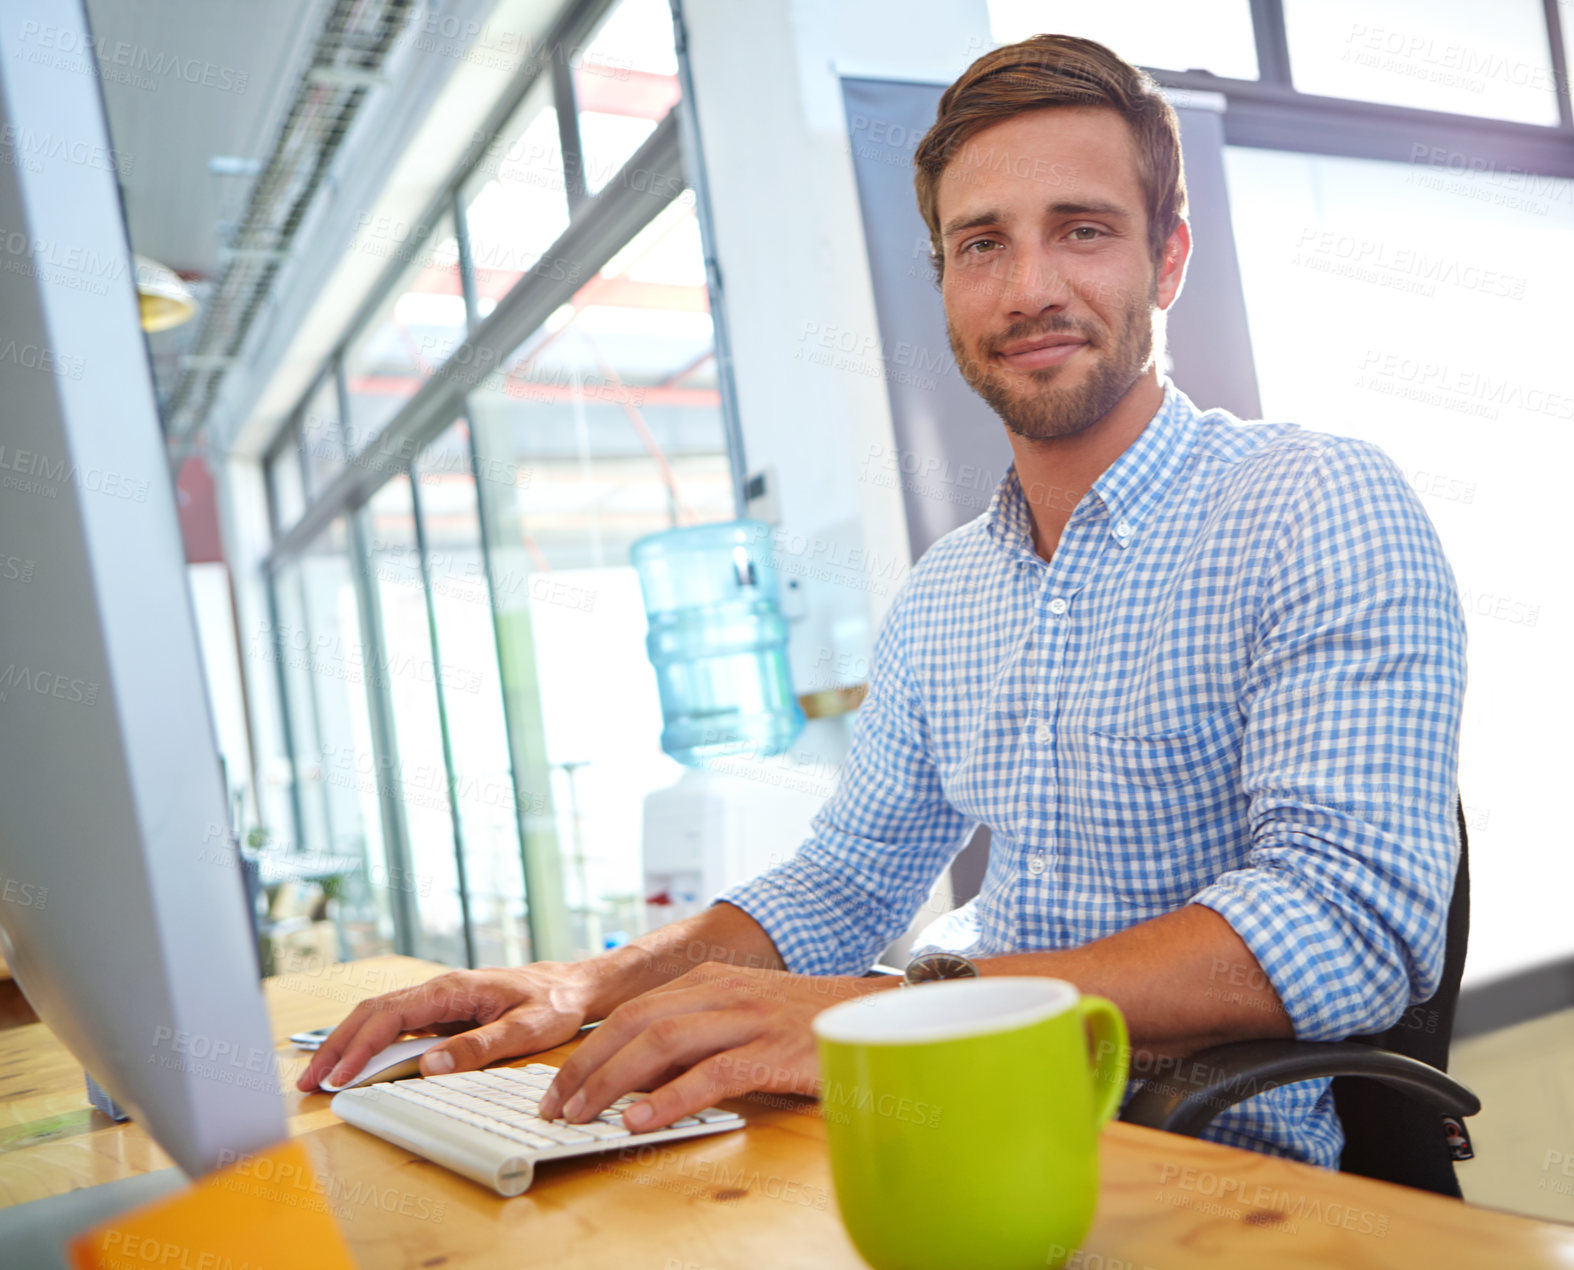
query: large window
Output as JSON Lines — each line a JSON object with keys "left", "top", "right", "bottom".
{"left": 417, "top": 422, "right": 532, "bottom": 966}
{"left": 574, "top": 0, "right": 681, "bottom": 195}
{"left": 466, "top": 187, "right": 733, "bottom": 959}
{"left": 462, "top": 78, "right": 572, "bottom": 318}
{"left": 267, "top": 431, "right": 306, "bottom": 536}
{"left": 468, "top": 194, "right": 732, "bottom": 566}
{"left": 986, "top": 0, "right": 1574, "bottom": 130}
{"left": 300, "top": 373, "right": 348, "bottom": 501}
{"left": 259, "top": 0, "right": 739, "bottom": 966}
{"left": 1225, "top": 143, "right": 1572, "bottom": 985}
{"left": 364, "top": 476, "right": 469, "bottom": 964}
{"left": 1281, "top": 0, "right": 1562, "bottom": 124}
{"left": 987, "top": 0, "right": 1260, "bottom": 80}
{"left": 265, "top": 520, "right": 397, "bottom": 961}
{"left": 343, "top": 212, "right": 465, "bottom": 454}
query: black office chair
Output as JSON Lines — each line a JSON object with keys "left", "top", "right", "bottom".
{"left": 1121, "top": 796, "right": 1478, "bottom": 1197}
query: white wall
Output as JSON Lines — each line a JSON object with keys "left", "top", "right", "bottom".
{"left": 681, "top": 0, "right": 993, "bottom": 691}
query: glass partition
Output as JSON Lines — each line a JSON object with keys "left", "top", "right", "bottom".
{"left": 273, "top": 519, "right": 399, "bottom": 960}
{"left": 343, "top": 213, "right": 466, "bottom": 453}
{"left": 267, "top": 432, "right": 306, "bottom": 535}
{"left": 300, "top": 372, "right": 348, "bottom": 500}
{"left": 465, "top": 189, "right": 733, "bottom": 959}
{"left": 462, "top": 78, "right": 573, "bottom": 321}
{"left": 256, "top": 0, "right": 740, "bottom": 967}
{"left": 416, "top": 421, "right": 533, "bottom": 966}
{"left": 575, "top": 0, "right": 681, "bottom": 195}
{"left": 364, "top": 476, "right": 469, "bottom": 965}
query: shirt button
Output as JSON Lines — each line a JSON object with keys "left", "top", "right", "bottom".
{"left": 1034, "top": 723, "right": 1052, "bottom": 743}
{"left": 1048, "top": 597, "right": 1068, "bottom": 616}
{"left": 1027, "top": 853, "right": 1046, "bottom": 875}
{"left": 1115, "top": 520, "right": 1132, "bottom": 539}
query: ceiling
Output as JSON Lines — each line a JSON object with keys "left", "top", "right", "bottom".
{"left": 84, "top": 0, "right": 324, "bottom": 280}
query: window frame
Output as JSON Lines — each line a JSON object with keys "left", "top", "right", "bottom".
{"left": 1140, "top": 0, "right": 1574, "bottom": 171}
{"left": 257, "top": 0, "right": 741, "bottom": 964}
{"left": 265, "top": 4, "right": 741, "bottom": 567}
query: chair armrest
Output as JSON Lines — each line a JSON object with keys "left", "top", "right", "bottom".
{"left": 1118, "top": 1039, "right": 1481, "bottom": 1137}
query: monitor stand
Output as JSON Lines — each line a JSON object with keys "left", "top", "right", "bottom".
{"left": 0, "top": 1170, "right": 186, "bottom": 1269}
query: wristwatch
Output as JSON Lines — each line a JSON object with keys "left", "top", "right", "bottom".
{"left": 902, "top": 951, "right": 980, "bottom": 986}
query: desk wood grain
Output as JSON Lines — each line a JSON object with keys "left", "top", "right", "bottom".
{"left": 2, "top": 956, "right": 1571, "bottom": 1268}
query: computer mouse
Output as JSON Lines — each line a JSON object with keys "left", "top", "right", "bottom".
{"left": 318, "top": 1036, "right": 444, "bottom": 1092}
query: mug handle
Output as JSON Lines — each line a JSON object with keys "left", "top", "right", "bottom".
{"left": 1076, "top": 995, "right": 1130, "bottom": 1125}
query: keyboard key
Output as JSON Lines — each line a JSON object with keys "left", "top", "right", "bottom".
{"left": 530, "top": 1120, "right": 596, "bottom": 1144}
{"left": 575, "top": 1120, "right": 631, "bottom": 1140}
{"left": 491, "top": 1125, "right": 558, "bottom": 1150}
{"left": 418, "top": 1087, "right": 475, "bottom": 1108}
{"left": 384, "top": 1086, "right": 450, "bottom": 1112}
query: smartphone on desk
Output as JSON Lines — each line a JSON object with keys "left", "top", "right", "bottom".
{"left": 291, "top": 1019, "right": 602, "bottom": 1053}
{"left": 289, "top": 1026, "right": 332, "bottom": 1051}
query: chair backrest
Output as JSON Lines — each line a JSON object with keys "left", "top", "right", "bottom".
{"left": 1332, "top": 795, "right": 1471, "bottom": 1196}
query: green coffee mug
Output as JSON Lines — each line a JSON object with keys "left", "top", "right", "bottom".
{"left": 813, "top": 976, "right": 1129, "bottom": 1270}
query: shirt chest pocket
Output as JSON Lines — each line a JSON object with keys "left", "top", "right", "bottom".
{"left": 1075, "top": 706, "right": 1245, "bottom": 906}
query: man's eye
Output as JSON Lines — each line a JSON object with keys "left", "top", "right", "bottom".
{"left": 1069, "top": 226, "right": 1104, "bottom": 242}
{"left": 962, "top": 238, "right": 1000, "bottom": 256}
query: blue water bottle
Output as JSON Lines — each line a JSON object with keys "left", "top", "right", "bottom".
{"left": 630, "top": 519, "right": 805, "bottom": 766}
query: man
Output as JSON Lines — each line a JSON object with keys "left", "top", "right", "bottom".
{"left": 300, "top": 34, "right": 1467, "bottom": 1169}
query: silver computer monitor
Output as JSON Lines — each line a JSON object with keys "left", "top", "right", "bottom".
{"left": 0, "top": 0, "right": 286, "bottom": 1182}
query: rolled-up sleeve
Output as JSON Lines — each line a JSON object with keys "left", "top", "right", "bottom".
{"left": 715, "top": 583, "right": 971, "bottom": 976}
{"left": 1190, "top": 439, "right": 1468, "bottom": 1042}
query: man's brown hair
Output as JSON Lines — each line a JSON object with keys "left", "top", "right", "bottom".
{"left": 913, "top": 34, "right": 1187, "bottom": 276}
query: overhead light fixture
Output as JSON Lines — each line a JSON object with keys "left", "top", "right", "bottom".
{"left": 134, "top": 254, "right": 199, "bottom": 332}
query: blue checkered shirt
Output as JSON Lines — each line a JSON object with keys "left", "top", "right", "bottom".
{"left": 717, "top": 378, "right": 1468, "bottom": 1168}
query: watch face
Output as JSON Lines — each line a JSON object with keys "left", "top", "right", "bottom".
{"left": 904, "top": 952, "right": 980, "bottom": 985}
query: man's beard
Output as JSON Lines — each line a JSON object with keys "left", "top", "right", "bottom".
{"left": 947, "top": 274, "right": 1159, "bottom": 442}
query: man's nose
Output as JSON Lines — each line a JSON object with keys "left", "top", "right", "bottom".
{"left": 999, "top": 245, "right": 1073, "bottom": 317}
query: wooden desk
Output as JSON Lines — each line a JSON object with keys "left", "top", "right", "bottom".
{"left": 2, "top": 956, "right": 1572, "bottom": 1268}
{"left": 0, "top": 947, "right": 39, "bottom": 1029}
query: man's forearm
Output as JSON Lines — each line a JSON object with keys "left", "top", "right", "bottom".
{"left": 974, "top": 903, "right": 1294, "bottom": 1059}
{"left": 574, "top": 896, "right": 1290, "bottom": 1062}
{"left": 574, "top": 900, "right": 787, "bottom": 1019}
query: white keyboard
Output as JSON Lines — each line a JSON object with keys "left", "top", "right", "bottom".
{"left": 330, "top": 1062, "right": 745, "bottom": 1196}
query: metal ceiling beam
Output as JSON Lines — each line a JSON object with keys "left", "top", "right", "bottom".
{"left": 163, "top": 0, "right": 418, "bottom": 447}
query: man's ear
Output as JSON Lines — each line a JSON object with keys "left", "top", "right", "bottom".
{"left": 1155, "top": 218, "right": 1192, "bottom": 311}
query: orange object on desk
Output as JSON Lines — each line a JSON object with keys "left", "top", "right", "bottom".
{"left": 68, "top": 1138, "right": 356, "bottom": 1270}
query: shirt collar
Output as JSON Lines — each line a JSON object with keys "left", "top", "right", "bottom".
{"left": 985, "top": 377, "right": 1200, "bottom": 556}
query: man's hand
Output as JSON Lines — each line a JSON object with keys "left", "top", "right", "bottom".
{"left": 536, "top": 962, "right": 897, "bottom": 1131}
{"left": 296, "top": 963, "right": 595, "bottom": 1091}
